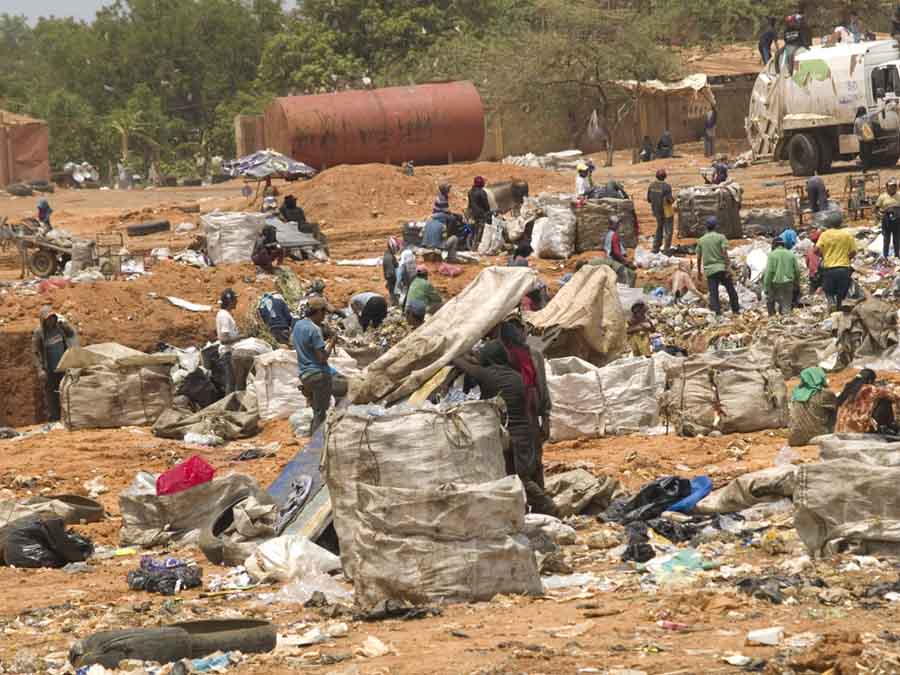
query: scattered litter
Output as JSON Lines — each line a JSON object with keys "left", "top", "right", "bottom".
{"left": 747, "top": 626, "right": 784, "bottom": 646}
{"left": 126, "top": 556, "right": 202, "bottom": 595}
{"left": 356, "top": 635, "right": 392, "bottom": 658}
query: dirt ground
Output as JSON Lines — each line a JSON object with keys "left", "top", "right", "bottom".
{"left": 1, "top": 123, "right": 898, "bottom": 673}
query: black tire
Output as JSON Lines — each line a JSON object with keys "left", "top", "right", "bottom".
{"left": 127, "top": 219, "right": 171, "bottom": 237}
{"left": 29, "top": 249, "right": 57, "bottom": 277}
{"left": 199, "top": 491, "right": 275, "bottom": 566}
{"left": 181, "top": 177, "right": 203, "bottom": 187}
{"left": 788, "top": 133, "right": 819, "bottom": 176}
{"left": 816, "top": 134, "right": 834, "bottom": 173}
{"left": 171, "top": 619, "right": 277, "bottom": 658}
{"left": 69, "top": 628, "right": 192, "bottom": 668}
{"left": 6, "top": 183, "right": 33, "bottom": 197}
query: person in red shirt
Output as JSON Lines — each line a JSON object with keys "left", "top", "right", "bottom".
{"left": 806, "top": 229, "right": 823, "bottom": 293}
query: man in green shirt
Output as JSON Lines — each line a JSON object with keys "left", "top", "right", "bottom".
{"left": 404, "top": 268, "right": 443, "bottom": 314}
{"left": 764, "top": 237, "right": 801, "bottom": 316}
{"left": 696, "top": 217, "right": 740, "bottom": 316}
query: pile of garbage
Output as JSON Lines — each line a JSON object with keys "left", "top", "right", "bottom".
{"left": 502, "top": 149, "right": 585, "bottom": 171}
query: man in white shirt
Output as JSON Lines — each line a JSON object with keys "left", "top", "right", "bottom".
{"left": 216, "top": 288, "right": 241, "bottom": 394}
{"left": 575, "top": 162, "right": 593, "bottom": 197}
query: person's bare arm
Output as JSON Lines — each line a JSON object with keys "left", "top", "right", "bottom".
{"left": 696, "top": 251, "right": 703, "bottom": 281}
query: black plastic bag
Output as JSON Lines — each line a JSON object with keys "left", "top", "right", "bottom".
{"left": 127, "top": 558, "right": 202, "bottom": 596}
{"left": 3, "top": 517, "right": 93, "bottom": 568}
{"left": 605, "top": 477, "right": 692, "bottom": 524}
{"left": 621, "top": 522, "right": 654, "bottom": 563}
{"left": 647, "top": 518, "right": 698, "bottom": 544}
{"left": 177, "top": 369, "right": 221, "bottom": 409}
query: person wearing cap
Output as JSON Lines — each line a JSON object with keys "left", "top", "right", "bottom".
{"left": 349, "top": 292, "right": 389, "bottom": 332}
{"left": 434, "top": 182, "right": 452, "bottom": 212}
{"left": 292, "top": 296, "right": 347, "bottom": 436}
{"left": 404, "top": 267, "right": 443, "bottom": 315}
{"left": 647, "top": 169, "right": 674, "bottom": 254}
{"left": 216, "top": 289, "right": 242, "bottom": 394}
{"left": 36, "top": 199, "right": 53, "bottom": 229}
{"left": 876, "top": 178, "right": 900, "bottom": 258}
{"left": 780, "top": 225, "right": 798, "bottom": 250}
{"left": 764, "top": 237, "right": 801, "bottom": 316}
{"left": 696, "top": 217, "right": 740, "bottom": 316}
{"left": 467, "top": 176, "right": 491, "bottom": 227}
{"left": 627, "top": 301, "right": 653, "bottom": 357}
{"left": 32, "top": 307, "right": 78, "bottom": 422}
{"left": 395, "top": 248, "right": 417, "bottom": 303}
{"left": 656, "top": 129, "right": 674, "bottom": 159}
{"left": 816, "top": 216, "right": 857, "bottom": 310}
{"left": 382, "top": 238, "right": 399, "bottom": 305}
{"left": 575, "top": 162, "right": 593, "bottom": 198}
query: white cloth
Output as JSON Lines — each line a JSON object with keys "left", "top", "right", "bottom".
{"left": 575, "top": 174, "right": 592, "bottom": 197}
{"left": 216, "top": 309, "right": 239, "bottom": 355}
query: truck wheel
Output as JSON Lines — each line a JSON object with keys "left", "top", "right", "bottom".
{"left": 788, "top": 134, "right": 819, "bottom": 176}
{"left": 29, "top": 250, "right": 58, "bottom": 277}
{"left": 816, "top": 135, "right": 834, "bottom": 173}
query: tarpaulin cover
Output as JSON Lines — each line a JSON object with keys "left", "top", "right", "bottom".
{"left": 527, "top": 265, "right": 626, "bottom": 366}
{"left": 223, "top": 149, "right": 316, "bottom": 180}
{"left": 614, "top": 73, "right": 712, "bottom": 98}
{"left": 350, "top": 266, "right": 538, "bottom": 404}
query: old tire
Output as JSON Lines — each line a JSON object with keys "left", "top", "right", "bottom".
{"left": 69, "top": 628, "right": 192, "bottom": 668}
{"left": 29, "top": 180, "right": 55, "bottom": 194}
{"left": 788, "top": 133, "right": 819, "bottom": 176}
{"left": 29, "top": 249, "right": 58, "bottom": 277}
{"left": 181, "top": 177, "right": 203, "bottom": 187}
{"left": 171, "top": 619, "right": 277, "bottom": 658}
{"left": 127, "top": 220, "right": 171, "bottom": 237}
{"left": 6, "top": 183, "right": 33, "bottom": 197}
{"left": 199, "top": 491, "right": 274, "bottom": 566}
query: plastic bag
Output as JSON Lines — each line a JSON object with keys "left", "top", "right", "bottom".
{"left": 604, "top": 476, "right": 692, "bottom": 523}
{"left": 3, "top": 517, "right": 94, "bottom": 568}
{"left": 156, "top": 455, "right": 215, "bottom": 496}
{"left": 244, "top": 535, "right": 341, "bottom": 583}
{"left": 126, "top": 556, "right": 202, "bottom": 595}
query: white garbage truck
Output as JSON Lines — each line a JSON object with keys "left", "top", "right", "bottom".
{"left": 747, "top": 40, "right": 900, "bottom": 175}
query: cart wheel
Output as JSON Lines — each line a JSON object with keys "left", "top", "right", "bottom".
{"left": 29, "top": 250, "right": 57, "bottom": 277}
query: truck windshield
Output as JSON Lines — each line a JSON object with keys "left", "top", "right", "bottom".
{"left": 872, "top": 65, "right": 900, "bottom": 98}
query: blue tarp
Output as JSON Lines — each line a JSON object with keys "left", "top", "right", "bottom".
{"left": 224, "top": 150, "right": 316, "bottom": 180}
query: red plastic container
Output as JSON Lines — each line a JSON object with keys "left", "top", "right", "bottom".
{"left": 156, "top": 455, "right": 215, "bottom": 496}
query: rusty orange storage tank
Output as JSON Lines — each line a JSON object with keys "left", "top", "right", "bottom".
{"left": 264, "top": 81, "right": 485, "bottom": 169}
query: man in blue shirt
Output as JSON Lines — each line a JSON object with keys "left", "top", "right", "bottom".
{"left": 292, "top": 296, "right": 347, "bottom": 436}
{"left": 423, "top": 211, "right": 459, "bottom": 262}
{"left": 257, "top": 292, "right": 293, "bottom": 344}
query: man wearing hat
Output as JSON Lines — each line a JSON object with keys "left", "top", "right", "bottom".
{"left": 292, "top": 296, "right": 347, "bottom": 436}
{"left": 647, "top": 169, "right": 674, "bottom": 254}
{"left": 764, "top": 237, "right": 801, "bottom": 316}
{"left": 696, "top": 217, "right": 740, "bottom": 316}
{"left": 404, "top": 267, "right": 443, "bottom": 315}
{"left": 876, "top": 178, "right": 900, "bottom": 259}
{"left": 575, "top": 162, "right": 593, "bottom": 198}
{"left": 32, "top": 307, "right": 79, "bottom": 422}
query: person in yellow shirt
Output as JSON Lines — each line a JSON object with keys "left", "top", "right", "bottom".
{"left": 875, "top": 178, "right": 900, "bottom": 258}
{"left": 815, "top": 218, "right": 857, "bottom": 310}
